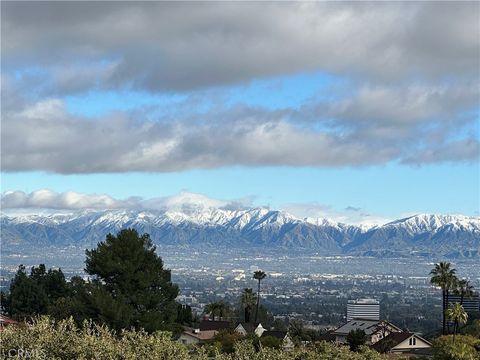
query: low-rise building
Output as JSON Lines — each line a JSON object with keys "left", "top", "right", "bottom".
{"left": 371, "top": 332, "right": 432, "bottom": 355}
{"left": 333, "top": 319, "right": 402, "bottom": 345}
{"left": 178, "top": 327, "right": 217, "bottom": 345}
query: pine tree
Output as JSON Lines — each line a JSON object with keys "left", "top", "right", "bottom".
{"left": 85, "top": 228, "right": 179, "bottom": 332}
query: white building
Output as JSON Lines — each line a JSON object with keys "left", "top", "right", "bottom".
{"left": 347, "top": 298, "right": 380, "bottom": 321}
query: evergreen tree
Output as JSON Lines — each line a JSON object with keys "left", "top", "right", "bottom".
{"left": 346, "top": 329, "right": 367, "bottom": 352}
{"left": 85, "top": 228, "right": 179, "bottom": 332}
{"left": 3, "top": 265, "right": 48, "bottom": 317}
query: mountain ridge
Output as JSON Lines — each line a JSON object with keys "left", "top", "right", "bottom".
{"left": 1, "top": 209, "right": 479, "bottom": 257}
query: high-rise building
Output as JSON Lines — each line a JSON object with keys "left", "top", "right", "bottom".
{"left": 448, "top": 295, "right": 480, "bottom": 313}
{"left": 347, "top": 298, "right": 380, "bottom": 321}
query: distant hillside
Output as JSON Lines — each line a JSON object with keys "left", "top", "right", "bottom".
{"left": 1, "top": 210, "right": 479, "bottom": 257}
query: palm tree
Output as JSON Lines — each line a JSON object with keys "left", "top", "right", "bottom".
{"left": 446, "top": 303, "right": 468, "bottom": 344}
{"left": 204, "top": 302, "right": 220, "bottom": 321}
{"left": 455, "top": 279, "right": 475, "bottom": 305}
{"left": 240, "top": 288, "right": 257, "bottom": 323}
{"left": 216, "top": 301, "right": 232, "bottom": 320}
{"left": 430, "top": 262, "right": 457, "bottom": 334}
{"left": 253, "top": 270, "right": 267, "bottom": 324}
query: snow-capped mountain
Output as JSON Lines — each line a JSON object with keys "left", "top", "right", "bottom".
{"left": 1, "top": 210, "right": 479, "bottom": 257}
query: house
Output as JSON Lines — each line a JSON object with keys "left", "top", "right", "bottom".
{"left": 234, "top": 322, "right": 266, "bottom": 337}
{"left": 199, "top": 320, "right": 231, "bottom": 331}
{"left": 333, "top": 319, "right": 402, "bottom": 345}
{"left": 371, "top": 332, "right": 432, "bottom": 355}
{"left": 261, "top": 330, "right": 295, "bottom": 350}
{"left": 316, "top": 331, "right": 336, "bottom": 343}
{"left": 0, "top": 314, "right": 18, "bottom": 331}
{"left": 178, "top": 327, "right": 218, "bottom": 345}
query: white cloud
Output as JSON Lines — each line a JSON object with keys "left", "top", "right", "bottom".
{"left": 1, "top": 189, "right": 391, "bottom": 225}
{"left": 0, "top": 189, "right": 253, "bottom": 213}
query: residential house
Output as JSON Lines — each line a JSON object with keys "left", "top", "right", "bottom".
{"left": 333, "top": 319, "right": 402, "bottom": 345}
{"left": 178, "top": 327, "right": 217, "bottom": 345}
{"left": 261, "top": 330, "right": 295, "bottom": 350}
{"left": 234, "top": 322, "right": 266, "bottom": 337}
{"left": 371, "top": 332, "right": 432, "bottom": 356}
{"left": 199, "top": 320, "right": 231, "bottom": 331}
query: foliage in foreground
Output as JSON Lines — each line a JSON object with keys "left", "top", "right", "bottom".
{"left": 432, "top": 335, "right": 480, "bottom": 360}
{"left": 0, "top": 317, "right": 395, "bottom": 360}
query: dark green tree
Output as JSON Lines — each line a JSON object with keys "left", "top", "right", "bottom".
{"left": 6, "top": 265, "right": 48, "bottom": 317}
{"left": 1, "top": 264, "right": 69, "bottom": 318}
{"left": 85, "top": 228, "right": 179, "bottom": 332}
{"left": 346, "top": 329, "right": 367, "bottom": 352}
{"left": 177, "top": 303, "right": 193, "bottom": 325}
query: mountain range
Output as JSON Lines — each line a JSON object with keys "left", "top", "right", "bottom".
{"left": 1, "top": 209, "right": 479, "bottom": 257}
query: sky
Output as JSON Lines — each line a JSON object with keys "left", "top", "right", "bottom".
{"left": 1, "top": 1, "right": 479, "bottom": 225}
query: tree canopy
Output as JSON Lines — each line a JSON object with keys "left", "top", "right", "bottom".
{"left": 85, "top": 228, "right": 179, "bottom": 332}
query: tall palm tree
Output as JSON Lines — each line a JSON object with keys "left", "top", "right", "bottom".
{"left": 253, "top": 270, "right": 267, "bottom": 324}
{"left": 240, "top": 288, "right": 257, "bottom": 323}
{"left": 455, "top": 279, "right": 475, "bottom": 305}
{"left": 430, "top": 262, "right": 457, "bottom": 335}
{"left": 446, "top": 303, "right": 468, "bottom": 344}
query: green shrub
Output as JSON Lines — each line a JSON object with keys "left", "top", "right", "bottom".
{"left": 0, "top": 316, "right": 397, "bottom": 360}
{"left": 432, "top": 335, "right": 480, "bottom": 360}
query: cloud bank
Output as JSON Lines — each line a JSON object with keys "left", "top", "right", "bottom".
{"left": 0, "top": 190, "right": 253, "bottom": 213}
{"left": 2, "top": 2, "right": 478, "bottom": 92}
{"left": 1, "top": 189, "right": 382, "bottom": 225}
{"left": 1, "top": 1, "right": 479, "bottom": 173}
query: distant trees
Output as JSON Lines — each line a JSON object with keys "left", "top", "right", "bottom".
{"left": 446, "top": 304, "right": 468, "bottom": 344}
{"left": 204, "top": 301, "right": 232, "bottom": 321}
{"left": 253, "top": 270, "right": 267, "bottom": 324}
{"left": 346, "top": 329, "right": 367, "bottom": 352}
{"left": 430, "top": 262, "right": 457, "bottom": 335}
{"left": 215, "top": 302, "right": 232, "bottom": 320}
{"left": 1, "top": 264, "right": 68, "bottom": 317}
{"left": 240, "top": 288, "right": 256, "bottom": 323}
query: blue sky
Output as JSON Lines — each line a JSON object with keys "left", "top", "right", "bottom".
{"left": 1, "top": 2, "right": 479, "bottom": 224}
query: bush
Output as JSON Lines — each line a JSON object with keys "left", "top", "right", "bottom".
{"left": 0, "top": 316, "right": 397, "bottom": 360}
{"left": 0, "top": 316, "right": 190, "bottom": 360}
{"left": 432, "top": 335, "right": 480, "bottom": 360}
{"left": 260, "top": 335, "right": 282, "bottom": 349}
